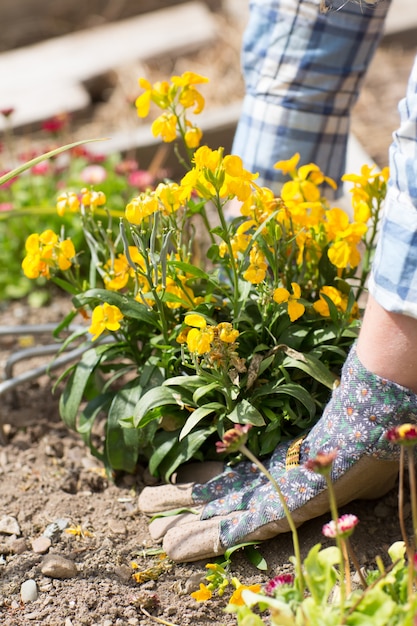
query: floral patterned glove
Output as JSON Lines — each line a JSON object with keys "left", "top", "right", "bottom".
{"left": 138, "top": 345, "right": 417, "bottom": 561}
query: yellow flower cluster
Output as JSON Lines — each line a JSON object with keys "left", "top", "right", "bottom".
{"left": 125, "top": 182, "right": 185, "bottom": 226}
{"left": 22, "top": 229, "right": 75, "bottom": 279}
{"left": 181, "top": 147, "right": 257, "bottom": 202}
{"left": 178, "top": 313, "right": 240, "bottom": 359}
{"left": 136, "top": 71, "right": 208, "bottom": 148}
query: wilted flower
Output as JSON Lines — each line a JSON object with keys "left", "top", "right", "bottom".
{"left": 304, "top": 449, "right": 338, "bottom": 475}
{"left": 216, "top": 424, "right": 252, "bottom": 454}
{"left": 322, "top": 513, "right": 359, "bottom": 539}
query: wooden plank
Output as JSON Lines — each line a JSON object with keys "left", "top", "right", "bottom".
{"left": 0, "top": 2, "right": 217, "bottom": 130}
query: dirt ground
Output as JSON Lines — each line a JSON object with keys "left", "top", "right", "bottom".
{"left": 1, "top": 2, "right": 417, "bottom": 625}
{"left": 0, "top": 299, "right": 414, "bottom": 626}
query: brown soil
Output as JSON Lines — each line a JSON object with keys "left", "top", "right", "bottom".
{"left": 1, "top": 3, "right": 417, "bottom": 625}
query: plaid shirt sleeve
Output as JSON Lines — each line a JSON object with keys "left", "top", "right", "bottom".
{"left": 232, "top": 0, "right": 391, "bottom": 196}
{"left": 369, "top": 55, "right": 417, "bottom": 318}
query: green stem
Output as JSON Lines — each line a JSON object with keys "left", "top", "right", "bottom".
{"left": 239, "top": 444, "right": 305, "bottom": 597}
{"left": 214, "top": 195, "right": 241, "bottom": 320}
{"left": 398, "top": 447, "right": 414, "bottom": 597}
{"left": 345, "top": 538, "right": 367, "bottom": 589}
{"left": 407, "top": 447, "right": 417, "bottom": 550}
{"left": 324, "top": 474, "right": 346, "bottom": 609}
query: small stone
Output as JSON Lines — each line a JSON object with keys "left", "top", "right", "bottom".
{"left": 373, "top": 502, "right": 392, "bottom": 518}
{"left": 0, "top": 515, "right": 21, "bottom": 536}
{"left": 114, "top": 564, "right": 132, "bottom": 582}
{"left": 31, "top": 536, "right": 51, "bottom": 554}
{"left": 9, "top": 537, "right": 27, "bottom": 555}
{"left": 43, "top": 519, "right": 70, "bottom": 541}
{"left": 40, "top": 555, "right": 78, "bottom": 579}
{"left": 108, "top": 519, "right": 127, "bottom": 535}
{"left": 20, "top": 579, "right": 38, "bottom": 603}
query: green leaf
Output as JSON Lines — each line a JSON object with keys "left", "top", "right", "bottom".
{"left": 163, "top": 375, "right": 206, "bottom": 387}
{"left": 77, "top": 392, "right": 114, "bottom": 462}
{"left": 179, "top": 403, "right": 224, "bottom": 441}
{"left": 73, "top": 289, "right": 159, "bottom": 329}
{"left": 168, "top": 260, "right": 210, "bottom": 279}
{"left": 303, "top": 544, "right": 339, "bottom": 604}
{"left": 149, "top": 507, "right": 200, "bottom": 523}
{"left": 105, "top": 380, "right": 146, "bottom": 472}
{"left": 244, "top": 545, "right": 268, "bottom": 571}
{"left": 282, "top": 349, "right": 338, "bottom": 390}
{"left": 228, "top": 399, "right": 265, "bottom": 426}
{"left": 133, "top": 386, "right": 179, "bottom": 427}
{"left": 252, "top": 383, "right": 316, "bottom": 418}
{"left": 59, "top": 347, "right": 105, "bottom": 430}
{"left": 151, "top": 425, "right": 216, "bottom": 481}
{"left": 192, "top": 382, "right": 221, "bottom": 404}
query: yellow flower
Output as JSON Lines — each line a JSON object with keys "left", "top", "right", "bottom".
{"left": 179, "top": 86, "right": 205, "bottom": 114}
{"left": 135, "top": 78, "right": 170, "bottom": 118}
{"left": 56, "top": 191, "right": 80, "bottom": 217}
{"left": 125, "top": 193, "right": 159, "bottom": 225}
{"left": 273, "top": 282, "right": 305, "bottom": 322}
{"left": 22, "top": 230, "right": 75, "bottom": 279}
{"left": 243, "top": 246, "right": 268, "bottom": 284}
{"left": 135, "top": 78, "right": 153, "bottom": 117}
{"left": 171, "top": 71, "right": 209, "bottom": 88}
{"left": 229, "top": 583, "right": 262, "bottom": 606}
{"left": 89, "top": 303, "right": 124, "bottom": 341}
{"left": 151, "top": 113, "right": 177, "bottom": 143}
{"left": 155, "top": 182, "right": 184, "bottom": 213}
{"left": 104, "top": 254, "right": 130, "bottom": 291}
{"left": 341, "top": 164, "right": 377, "bottom": 186}
{"left": 184, "top": 125, "right": 203, "bottom": 149}
{"left": 325, "top": 207, "right": 367, "bottom": 269}
{"left": 222, "top": 154, "right": 258, "bottom": 202}
{"left": 184, "top": 314, "right": 214, "bottom": 355}
{"left": 217, "top": 322, "right": 239, "bottom": 344}
{"left": 274, "top": 153, "right": 300, "bottom": 175}
{"left": 313, "top": 285, "right": 347, "bottom": 317}
{"left": 81, "top": 188, "right": 106, "bottom": 208}
{"left": 191, "top": 583, "right": 212, "bottom": 602}
{"left": 240, "top": 186, "right": 280, "bottom": 224}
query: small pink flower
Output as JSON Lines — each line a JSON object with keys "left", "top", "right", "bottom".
{"left": 41, "top": 113, "right": 69, "bottom": 134}
{"left": 322, "top": 514, "right": 359, "bottom": 539}
{"left": 115, "top": 159, "right": 139, "bottom": 176}
{"left": 128, "top": 169, "right": 155, "bottom": 190}
{"left": 0, "top": 107, "right": 15, "bottom": 118}
{"left": 216, "top": 424, "right": 252, "bottom": 454}
{"left": 0, "top": 202, "right": 13, "bottom": 211}
{"left": 31, "top": 161, "right": 50, "bottom": 176}
{"left": 264, "top": 574, "right": 294, "bottom": 596}
{"left": 80, "top": 165, "right": 107, "bottom": 185}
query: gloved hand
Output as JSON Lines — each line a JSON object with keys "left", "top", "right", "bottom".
{"left": 138, "top": 345, "right": 417, "bottom": 562}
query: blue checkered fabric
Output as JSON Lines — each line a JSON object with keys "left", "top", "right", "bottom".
{"left": 232, "top": 0, "right": 391, "bottom": 196}
{"left": 369, "top": 55, "right": 417, "bottom": 318}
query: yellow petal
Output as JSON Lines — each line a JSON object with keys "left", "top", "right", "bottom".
{"left": 288, "top": 299, "right": 305, "bottom": 322}
{"left": 273, "top": 287, "right": 290, "bottom": 304}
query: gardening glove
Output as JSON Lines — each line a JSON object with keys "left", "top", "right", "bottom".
{"left": 138, "top": 344, "right": 417, "bottom": 562}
